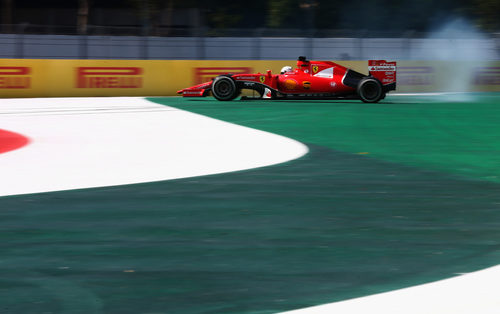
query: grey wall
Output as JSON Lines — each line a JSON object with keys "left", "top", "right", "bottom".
{"left": 1, "top": 34, "right": 498, "bottom": 60}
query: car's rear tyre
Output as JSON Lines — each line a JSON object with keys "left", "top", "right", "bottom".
{"left": 212, "top": 76, "right": 239, "bottom": 101}
{"left": 357, "top": 77, "right": 383, "bottom": 103}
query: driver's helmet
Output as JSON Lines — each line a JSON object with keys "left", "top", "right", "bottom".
{"left": 280, "top": 66, "right": 293, "bottom": 74}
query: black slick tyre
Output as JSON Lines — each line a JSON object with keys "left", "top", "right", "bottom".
{"left": 357, "top": 77, "right": 383, "bottom": 103}
{"left": 211, "top": 76, "right": 239, "bottom": 101}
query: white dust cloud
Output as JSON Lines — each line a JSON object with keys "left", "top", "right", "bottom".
{"left": 413, "top": 18, "right": 493, "bottom": 101}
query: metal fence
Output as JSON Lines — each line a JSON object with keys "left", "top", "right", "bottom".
{"left": 1, "top": 25, "right": 499, "bottom": 60}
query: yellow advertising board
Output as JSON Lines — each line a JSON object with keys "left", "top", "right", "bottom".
{"left": 0, "top": 59, "right": 293, "bottom": 98}
{"left": 0, "top": 59, "right": 499, "bottom": 98}
{"left": 337, "top": 60, "right": 500, "bottom": 93}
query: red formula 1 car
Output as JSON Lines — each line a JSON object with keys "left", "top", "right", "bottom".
{"left": 177, "top": 56, "right": 396, "bottom": 103}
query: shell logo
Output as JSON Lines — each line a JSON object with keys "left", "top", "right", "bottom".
{"left": 303, "top": 81, "right": 311, "bottom": 89}
{"left": 284, "top": 79, "right": 297, "bottom": 90}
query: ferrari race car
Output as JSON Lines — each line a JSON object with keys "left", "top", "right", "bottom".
{"left": 177, "top": 56, "right": 396, "bottom": 103}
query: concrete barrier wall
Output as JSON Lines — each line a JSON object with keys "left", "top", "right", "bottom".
{"left": 1, "top": 34, "right": 498, "bottom": 61}
{"left": 0, "top": 58, "right": 499, "bottom": 98}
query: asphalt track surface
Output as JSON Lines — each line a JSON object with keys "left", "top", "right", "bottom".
{"left": 1, "top": 94, "right": 500, "bottom": 313}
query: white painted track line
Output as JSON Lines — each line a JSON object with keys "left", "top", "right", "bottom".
{"left": 0, "top": 97, "right": 308, "bottom": 196}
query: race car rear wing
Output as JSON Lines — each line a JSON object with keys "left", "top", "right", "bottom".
{"left": 368, "top": 60, "right": 397, "bottom": 91}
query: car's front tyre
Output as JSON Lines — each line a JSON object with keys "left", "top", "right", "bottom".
{"left": 212, "top": 76, "right": 239, "bottom": 101}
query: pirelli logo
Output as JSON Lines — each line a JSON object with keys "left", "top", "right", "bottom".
{"left": 473, "top": 67, "right": 500, "bottom": 85}
{"left": 194, "top": 67, "right": 253, "bottom": 84}
{"left": 398, "top": 66, "right": 434, "bottom": 86}
{"left": 76, "top": 67, "right": 143, "bottom": 88}
{"left": 0, "top": 67, "right": 31, "bottom": 89}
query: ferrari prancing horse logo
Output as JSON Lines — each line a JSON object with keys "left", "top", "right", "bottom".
{"left": 312, "top": 65, "right": 319, "bottom": 74}
{"left": 260, "top": 76, "right": 265, "bottom": 83}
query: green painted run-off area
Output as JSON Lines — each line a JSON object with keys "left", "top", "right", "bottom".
{"left": 154, "top": 93, "right": 500, "bottom": 183}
